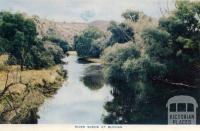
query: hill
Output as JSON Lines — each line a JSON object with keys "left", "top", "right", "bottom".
{"left": 31, "top": 15, "right": 110, "bottom": 44}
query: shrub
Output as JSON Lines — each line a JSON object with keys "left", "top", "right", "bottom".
{"left": 44, "top": 42, "right": 65, "bottom": 64}
{"left": 107, "top": 21, "right": 134, "bottom": 44}
{"left": 122, "top": 10, "right": 140, "bottom": 22}
{"left": 102, "top": 43, "right": 140, "bottom": 82}
{"left": 43, "top": 36, "right": 70, "bottom": 53}
{"left": 74, "top": 27, "right": 104, "bottom": 58}
{"left": 0, "top": 12, "right": 59, "bottom": 70}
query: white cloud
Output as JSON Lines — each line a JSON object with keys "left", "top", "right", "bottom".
{"left": 0, "top": 0, "right": 175, "bottom": 22}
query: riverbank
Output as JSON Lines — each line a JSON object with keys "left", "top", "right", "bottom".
{"left": 67, "top": 51, "right": 102, "bottom": 64}
{"left": 0, "top": 55, "right": 67, "bottom": 123}
{"left": 38, "top": 54, "right": 112, "bottom": 124}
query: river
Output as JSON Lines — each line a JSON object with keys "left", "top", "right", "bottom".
{"left": 38, "top": 55, "right": 113, "bottom": 124}
{"left": 37, "top": 54, "right": 200, "bottom": 124}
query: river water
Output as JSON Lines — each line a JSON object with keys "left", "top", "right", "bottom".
{"left": 38, "top": 55, "right": 113, "bottom": 124}
{"left": 37, "top": 54, "right": 200, "bottom": 124}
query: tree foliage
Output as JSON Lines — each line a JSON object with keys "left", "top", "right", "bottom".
{"left": 0, "top": 12, "right": 56, "bottom": 70}
{"left": 43, "top": 36, "right": 70, "bottom": 53}
{"left": 44, "top": 41, "right": 65, "bottom": 64}
{"left": 103, "top": 0, "right": 200, "bottom": 86}
{"left": 142, "top": 0, "right": 200, "bottom": 83}
{"left": 107, "top": 21, "right": 134, "bottom": 44}
{"left": 103, "top": 1, "right": 200, "bottom": 124}
{"left": 102, "top": 43, "right": 141, "bottom": 82}
{"left": 122, "top": 10, "right": 140, "bottom": 22}
{"left": 74, "top": 27, "right": 104, "bottom": 58}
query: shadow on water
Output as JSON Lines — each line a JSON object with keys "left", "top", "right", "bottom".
{"left": 77, "top": 58, "right": 93, "bottom": 64}
{"left": 37, "top": 55, "right": 112, "bottom": 124}
{"left": 26, "top": 77, "right": 200, "bottom": 124}
{"left": 103, "top": 80, "right": 200, "bottom": 124}
{"left": 35, "top": 55, "right": 200, "bottom": 124}
{"left": 81, "top": 65, "right": 105, "bottom": 91}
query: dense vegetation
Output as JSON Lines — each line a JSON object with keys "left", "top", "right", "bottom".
{"left": 0, "top": 0, "right": 199, "bottom": 124}
{"left": 74, "top": 27, "right": 105, "bottom": 58}
{"left": 103, "top": 0, "right": 200, "bottom": 87}
{"left": 108, "top": 21, "right": 134, "bottom": 44}
{"left": 43, "top": 36, "right": 71, "bottom": 53}
{"left": 0, "top": 12, "right": 68, "bottom": 124}
{"left": 122, "top": 10, "right": 140, "bottom": 22}
{"left": 74, "top": 21, "right": 135, "bottom": 58}
{"left": 0, "top": 12, "right": 65, "bottom": 71}
{"left": 102, "top": 0, "right": 200, "bottom": 124}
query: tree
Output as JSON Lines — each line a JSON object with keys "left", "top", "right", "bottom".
{"left": 102, "top": 0, "right": 200, "bottom": 94}
{"left": 74, "top": 27, "right": 104, "bottom": 58}
{"left": 142, "top": 0, "right": 200, "bottom": 85}
{"left": 0, "top": 12, "right": 37, "bottom": 70}
{"left": 44, "top": 42, "right": 64, "bottom": 64}
{"left": 0, "top": 12, "right": 56, "bottom": 70}
{"left": 24, "top": 44, "right": 55, "bottom": 69}
{"left": 107, "top": 21, "right": 134, "bottom": 44}
{"left": 159, "top": 0, "right": 200, "bottom": 63}
{"left": 102, "top": 0, "right": 200, "bottom": 124}
{"left": 122, "top": 10, "right": 140, "bottom": 22}
{"left": 42, "top": 36, "right": 70, "bottom": 53}
{"left": 102, "top": 43, "right": 140, "bottom": 82}
{"left": 142, "top": 28, "right": 173, "bottom": 61}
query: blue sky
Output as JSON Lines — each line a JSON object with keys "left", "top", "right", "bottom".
{"left": 0, "top": 0, "right": 175, "bottom": 22}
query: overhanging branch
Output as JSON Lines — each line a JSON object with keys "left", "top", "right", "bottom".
{"left": 152, "top": 77, "right": 197, "bottom": 89}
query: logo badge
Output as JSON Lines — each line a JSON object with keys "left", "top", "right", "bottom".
{"left": 166, "top": 95, "right": 198, "bottom": 125}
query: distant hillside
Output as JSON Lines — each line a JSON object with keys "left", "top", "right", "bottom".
{"left": 30, "top": 15, "right": 110, "bottom": 44}
{"left": 89, "top": 20, "right": 110, "bottom": 32}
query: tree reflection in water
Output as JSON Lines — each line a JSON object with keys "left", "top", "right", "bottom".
{"left": 81, "top": 65, "right": 105, "bottom": 91}
{"left": 103, "top": 81, "right": 200, "bottom": 124}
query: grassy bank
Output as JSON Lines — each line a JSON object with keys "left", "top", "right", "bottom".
{"left": 0, "top": 55, "right": 67, "bottom": 123}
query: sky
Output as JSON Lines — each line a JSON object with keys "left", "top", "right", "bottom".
{"left": 0, "top": 0, "right": 176, "bottom": 22}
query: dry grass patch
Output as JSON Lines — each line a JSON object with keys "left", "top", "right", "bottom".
{"left": 85, "top": 58, "right": 102, "bottom": 64}
{"left": 0, "top": 55, "right": 9, "bottom": 71}
{"left": 21, "top": 65, "right": 62, "bottom": 86}
{"left": 0, "top": 63, "right": 66, "bottom": 123}
{"left": 0, "top": 65, "right": 64, "bottom": 94}
{"left": 0, "top": 55, "right": 8, "bottom": 65}
{"left": 67, "top": 51, "right": 77, "bottom": 56}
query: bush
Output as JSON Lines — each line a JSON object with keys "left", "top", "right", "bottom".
{"left": 102, "top": 43, "right": 140, "bottom": 64}
{"left": 102, "top": 43, "right": 140, "bottom": 82}
{"left": 123, "top": 57, "right": 167, "bottom": 82}
{"left": 0, "top": 12, "right": 62, "bottom": 70}
{"left": 43, "top": 36, "right": 70, "bottom": 53}
{"left": 107, "top": 21, "right": 134, "bottom": 44}
{"left": 24, "top": 46, "right": 55, "bottom": 69}
{"left": 122, "top": 10, "right": 140, "bottom": 22}
{"left": 44, "top": 42, "right": 65, "bottom": 64}
{"left": 103, "top": 0, "right": 200, "bottom": 86}
{"left": 74, "top": 27, "right": 104, "bottom": 58}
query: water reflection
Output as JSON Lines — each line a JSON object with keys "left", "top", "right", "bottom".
{"left": 103, "top": 81, "right": 200, "bottom": 124}
{"left": 77, "top": 58, "right": 93, "bottom": 64}
{"left": 81, "top": 65, "right": 105, "bottom": 91}
{"left": 37, "top": 55, "right": 200, "bottom": 124}
{"left": 38, "top": 55, "right": 112, "bottom": 124}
